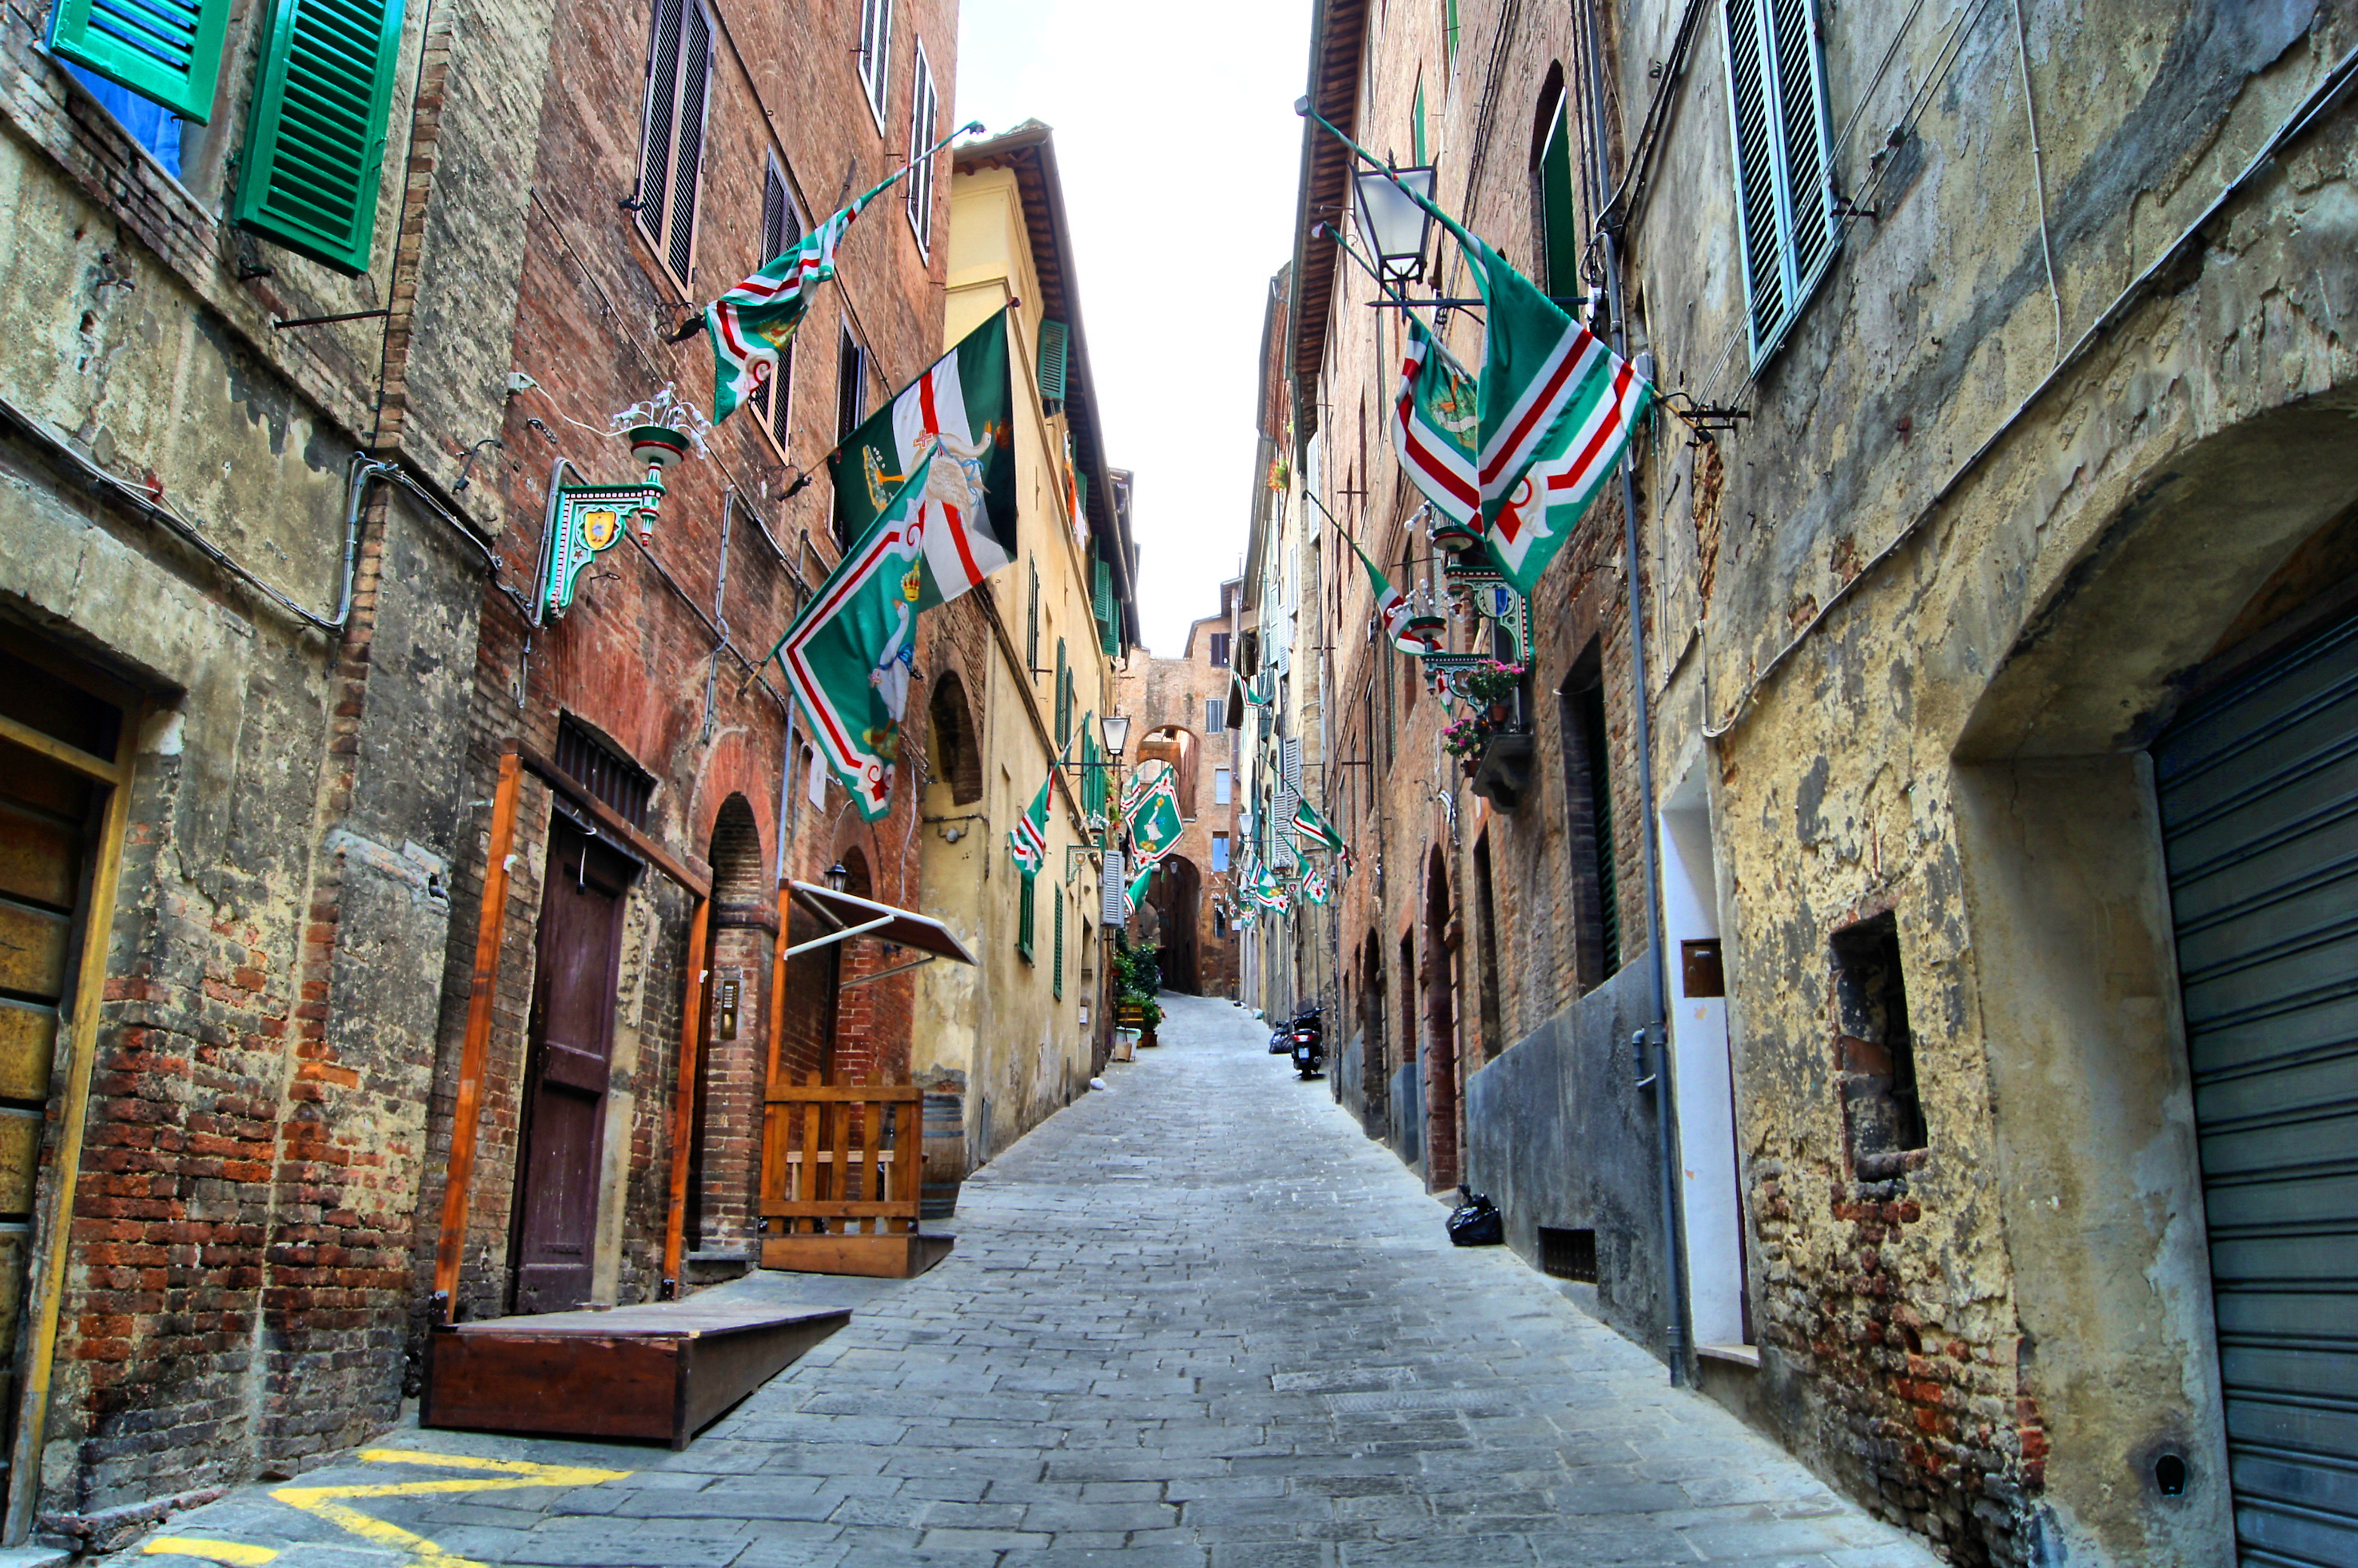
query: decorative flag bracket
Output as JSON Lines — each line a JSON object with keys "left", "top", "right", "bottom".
{"left": 541, "top": 389, "right": 705, "bottom": 621}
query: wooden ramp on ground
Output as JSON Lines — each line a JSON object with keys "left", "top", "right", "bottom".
{"left": 420, "top": 1298, "right": 849, "bottom": 1449}
{"left": 762, "top": 1075, "right": 955, "bottom": 1279}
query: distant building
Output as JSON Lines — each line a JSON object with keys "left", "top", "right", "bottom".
{"left": 1116, "top": 579, "right": 1245, "bottom": 997}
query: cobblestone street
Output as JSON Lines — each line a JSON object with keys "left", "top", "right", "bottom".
{"left": 147, "top": 993, "right": 1938, "bottom": 1567}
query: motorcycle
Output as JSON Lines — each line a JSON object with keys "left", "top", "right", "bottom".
{"left": 1289, "top": 1005, "right": 1326, "bottom": 1078}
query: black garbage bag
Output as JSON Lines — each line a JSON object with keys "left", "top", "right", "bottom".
{"left": 1446, "top": 1190, "right": 1504, "bottom": 1246}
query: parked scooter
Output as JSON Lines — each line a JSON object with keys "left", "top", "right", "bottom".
{"left": 1289, "top": 1005, "right": 1326, "bottom": 1078}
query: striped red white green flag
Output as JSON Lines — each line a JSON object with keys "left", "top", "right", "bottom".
{"left": 1345, "top": 533, "right": 1437, "bottom": 655}
{"left": 1460, "top": 231, "right": 1653, "bottom": 595}
{"left": 775, "top": 450, "right": 939, "bottom": 821}
{"left": 1291, "top": 795, "right": 1346, "bottom": 855}
{"left": 1391, "top": 314, "right": 1479, "bottom": 533}
{"left": 828, "top": 311, "right": 1019, "bottom": 609}
{"left": 702, "top": 121, "right": 980, "bottom": 425}
{"left": 1008, "top": 765, "right": 1051, "bottom": 877}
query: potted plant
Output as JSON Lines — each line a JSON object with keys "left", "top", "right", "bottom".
{"left": 1440, "top": 661, "right": 1538, "bottom": 805}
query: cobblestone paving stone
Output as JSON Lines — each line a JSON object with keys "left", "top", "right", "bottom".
{"left": 143, "top": 993, "right": 1940, "bottom": 1567}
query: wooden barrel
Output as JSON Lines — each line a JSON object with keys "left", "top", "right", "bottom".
{"left": 920, "top": 1092, "right": 966, "bottom": 1219}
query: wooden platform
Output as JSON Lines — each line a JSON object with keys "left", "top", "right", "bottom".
{"left": 420, "top": 1299, "right": 850, "bottom": 1449}
{"left": 761, "top": 1231, "right": 955, "bottom": 1278}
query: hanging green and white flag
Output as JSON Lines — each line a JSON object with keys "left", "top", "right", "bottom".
{"left": 1456, "top": 233, "right": 1653, "bottom": 595}
{"left": 1127, "top": 859, "right": 1154, "bottom": 907}
{"left": 774, "top": 450, "right": 939, "bottom": 822}
{"left": 1290, "top": 796, "right": 1346, "bottom": 856}
{"left": 1390, "top": 315, "right": 1480, "bottom": 534}
{"left": 828, "top": 310, "right": 1020, "bottom": 607}
{"left": 700, "top": 121, "right": 980, "bottom": 425}
{"left": 1345, "top": 533, "right": 1437, "bottom": 655}
{"left": 1009, "top": 761, "right": 1051, "bottom": 878}
{"left": 1301, "top": 868, "right": 1331, "bottom": 905}
{"left": 1128, "top": 762, "right": 1185, "bottom": 870}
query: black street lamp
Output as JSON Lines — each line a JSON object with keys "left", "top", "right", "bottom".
{"left": 1353, "top": 163, "right": 1437, "bottom": 287}
{"left": 825, "top": 861, "right": 850, "bottom": 893}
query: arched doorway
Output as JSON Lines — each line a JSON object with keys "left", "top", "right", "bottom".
{"left": 1949, "top": 398, "right": 2358, "bottom": 1564}
{"left": 1150, "top": 856, "right": 1202, "bottom": 993}
{"left": 1137, "top": 726, "right": 1201, "bottom": 817}
{"left": 689, "top": 795, "right": 766, "bottom": 1255}
{"left": 1424, "top": 846, "right": 1459, "bottom": 1192}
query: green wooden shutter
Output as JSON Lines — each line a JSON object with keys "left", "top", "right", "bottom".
{"left": 1053, "top": 897, "right": 1065, "bottom": 998}
{"left": 48, "top": 0, "right": 229, "bottom": 123}
{"left": 1539, "top": 101, "right": 1579, "bottom": 300}
{"left": 1054, "top": 639, "right": 1069, "bottom": 747}
{"left": 1093, "top": 557, "right": 1118, "bottom": 659}
{"left": 1018, "top": 872, "right": 1036, "bottom": 959}
{"left": 230, "top": 0, "right": 404, "bottom": 275}
{"left": 1037, "top": 320, "right": 1068, "bottom": 406}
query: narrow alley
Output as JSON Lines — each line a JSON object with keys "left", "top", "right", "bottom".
{"left": 144, "top": 993, "right": 1934, "bottom": 1568}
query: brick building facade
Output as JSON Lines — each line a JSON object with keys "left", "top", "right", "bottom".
{"left": 1116, "top": 579, "right": 1243, "bottom": 998}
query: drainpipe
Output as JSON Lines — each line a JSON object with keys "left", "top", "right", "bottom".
{"left": 1583, "top": 0, "right": 1690, "bottom": 1386}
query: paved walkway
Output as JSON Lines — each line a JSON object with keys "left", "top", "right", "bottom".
{"left": 142, "top": 993, "right": 1937, "bottom": 1567}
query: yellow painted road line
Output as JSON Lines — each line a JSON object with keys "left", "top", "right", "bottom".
{"left": 140, "top": 1538, "right": 281, "bottom": 1566}
{"left": 267, "top": 1447, "right": 637, "bottom": 1566}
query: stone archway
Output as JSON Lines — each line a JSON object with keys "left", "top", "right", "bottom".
{"left": 1150, "top": 856, "right": 1202, "bottom": 993}
{"left": 1949, "top": 392, "right": 2358, "bottom": 1566}
{"left": 1424, "top": 846, "right": 1459, "bottom": 1192}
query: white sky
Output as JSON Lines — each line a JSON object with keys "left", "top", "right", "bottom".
{"left": 955, "top": 0, "right": 1312, "bottom": 655}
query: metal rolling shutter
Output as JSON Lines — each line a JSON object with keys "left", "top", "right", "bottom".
{"left": 2155, "top": 609, "right": 2358, "bottom": 1567}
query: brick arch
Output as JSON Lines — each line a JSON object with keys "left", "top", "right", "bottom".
{"left": 1137, "top": 724, "right": 1201, "bottom": 818}
{"left": 1424, "top": 845, "right": 1459, "bottom": 1192}
{"left": 692, "top": 794, "right": 767, "bottom": 1252}
{"left": 926, "top": 672, "right": 983, "bottom": 806}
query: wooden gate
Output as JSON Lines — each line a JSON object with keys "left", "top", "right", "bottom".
{"left": 759, "top": 1075, "right": 950, "bottom": 1278}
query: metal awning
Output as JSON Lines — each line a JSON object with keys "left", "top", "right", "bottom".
{"left": 785, "top": 882, "right": 978, "bottom": 975}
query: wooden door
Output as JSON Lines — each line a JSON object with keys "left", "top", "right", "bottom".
{"left": 0, "top": 655, "right": 125, "bottom": 1477}
{"left": 512, "top": 822, "right": 631, "bottom": 1314}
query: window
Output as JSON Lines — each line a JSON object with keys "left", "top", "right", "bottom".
{"left": 1535, "top": 76, "right": 1579, "bottom": 299}
{"left": 1054, "top": 639, "right": 1070, "bottom": 747}
{"left": 904, "top": 40, "right": 939, "bottom": 254}
{"left": 632, "top": 0, "right": 714, "bottom": 289}
{"left": 1472, "top": 831, "right": 1504, "bottom": 1061}
{"left": 556, "top": 714, "right": 654, "bottom": 828}
{"left": 1213, "top": 768, "right": 1232, "bottom": 806}
{"left": 1205, "top": 702, "right": 1225, "bottom": 737}
{"left": 1561, "top": 647, "right": 1619, "bottom": 986}
{"left": 854, "top": 0, "right": 891, "bottom": 129}
{"left": 1833, "top": 913, "right": 1926, "bottom": 1162}
{"left": 1053, "top": 894, "right": 1065, "bottom": 998}
{"left": 1211, "top": 833, "right": 1230, "bottom": 873}
{"left": 55, "top": 64, "right": 190, "bottom": 177}
{"left": 1209, "top": 631, "right": 1231, "bottom": 668}
{"left": 834, "top": 324, "right": 866, "bottom": 543}
{"left": 750, "top": 157, "right": 801, "bottom": 443}
{"left": 1026, "top": 557, "right": 1041, "bottom": 680}
{"left": 1018, "top": 868, "right": 1036, "bottom": 960}
{"left": 1722, "top": 0, "right": 1837, "bottom": 365}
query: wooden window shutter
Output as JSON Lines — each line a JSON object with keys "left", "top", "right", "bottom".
{"left": 751, "top": 160, "right": 798, "bottom": 433}
{"left": 1026, "top": 557, "right": 1040, "bottom": 674}
{"left": 229, "top": 0, "right": 404, "bottom": 274}
{"left": 1036, "top": 320, "right": 1068, "bottom": 408}
{"left": 630, "top": 0, "right": 710, "bottom": 289}
{"left": 47, "top": 0, "right": 229, "bottom": 122}
{"left": 1053, "top": 897, "right": 1065, "bottom": 998}
{"left": 1722, "top": 0, "right": 1836, "bottom": 364}
{"left": 664, "top": 0, "right": 711, "bottom": 285}
{"left": 1054, "top": 639, "right": 1069, "bottom": 747}
{"left": 1018, "top": 871, "right": 1035, "bottom": 958}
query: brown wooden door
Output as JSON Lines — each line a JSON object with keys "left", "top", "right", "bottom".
{"left": 512, "top": 822, "right": 631, "bottom": 1314}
